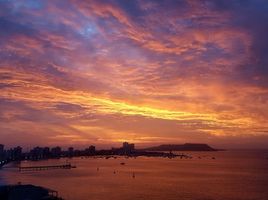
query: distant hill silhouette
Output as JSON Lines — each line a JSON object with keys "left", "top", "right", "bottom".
{"left": 143, "top": 143, "right": 217, "bottom": 151}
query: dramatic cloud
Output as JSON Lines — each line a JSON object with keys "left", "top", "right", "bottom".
{"left": 0, "top": 0, "right": 268, "bottom": 148}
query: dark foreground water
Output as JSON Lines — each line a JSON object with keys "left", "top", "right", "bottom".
{"left": 1, "top": 150, "right": 268, "bottom": 200}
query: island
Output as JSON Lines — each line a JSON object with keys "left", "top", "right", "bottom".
{"left": 143, "top": 143, "right": 217, "bottom": 151}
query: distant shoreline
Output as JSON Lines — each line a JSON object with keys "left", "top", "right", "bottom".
{"left": 143, "top": 143, "right": 219, "bottom": 151}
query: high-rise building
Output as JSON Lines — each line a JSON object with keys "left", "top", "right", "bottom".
{"left": 43, "top": 147, "right": 50, "bottom": 158}
{"left": 85, "top": 145, "right": 96, "bottom": 155}
{"left": 0, "top": 144, "right": 4, "bottom": 153}
{"left": 13, "top": 146, "right": 22, "bottom": 160}
{"left": 7, "top": 146, "right": 23, "bottom": 160}
{"left": 0, "top": 144, "right": 4, "bottom": 161}
{"left": 122, "top": 142, "right": 135, "bottom": 154}
{"left": 30, "top": 146, "right": 43, "bottom": 160}
{"left": 51, "top": 146, "right": 61, "bottom": 158}
{"left": 68, "top": 147, "right": 74, "bottom": 157}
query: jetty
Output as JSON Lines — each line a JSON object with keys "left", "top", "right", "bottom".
{"left": 19, "top": 164, "right": 76, "bottom": 171}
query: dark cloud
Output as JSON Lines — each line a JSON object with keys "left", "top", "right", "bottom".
{"left": 0, "top": 17, "right": 36, "bottom": 37}
{"left": 204, "top": 0, "right": 268, "bottom": 86}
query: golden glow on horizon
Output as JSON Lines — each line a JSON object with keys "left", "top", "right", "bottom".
{"left": 1, "top": 69, "right": 262, "bottom": 137}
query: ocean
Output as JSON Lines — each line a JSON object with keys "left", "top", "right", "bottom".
{"left": 0, "top": 150, "right": 268, "bottom": 200}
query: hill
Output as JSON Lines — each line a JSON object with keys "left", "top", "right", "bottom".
{"left": 144, "top": 143, "right": 217, "bottom": 151}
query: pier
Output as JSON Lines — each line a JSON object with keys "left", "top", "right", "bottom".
{"left": 19, "top": 164, "right": 76, "bottom": 171}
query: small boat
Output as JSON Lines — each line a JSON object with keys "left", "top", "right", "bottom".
{"left": 120, "top": 162, "right": 125, "bottom": 165}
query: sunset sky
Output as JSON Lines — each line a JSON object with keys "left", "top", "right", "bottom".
{"left": 0, "top": 0, "right": 268, "bottom": 149}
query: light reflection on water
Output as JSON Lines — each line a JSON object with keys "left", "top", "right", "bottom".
{"left": 1, "top": 150, "right": 268, "bottom": 200}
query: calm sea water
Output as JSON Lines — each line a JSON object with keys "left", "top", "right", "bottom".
{"left": 0, "top": 150, "right": 268, "bottom": 200}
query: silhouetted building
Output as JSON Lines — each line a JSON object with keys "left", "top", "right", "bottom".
{"left": 0, "top": 144, "right": 4, "bottom": 161}
{"left": 30, "top": 147, "right": 44, "bottom": 160}
{"left": 0, "top": 144, "right": 4, "bottom": 153}
{"left": 73, "top": 149, "right": 81, "bottom": 157}
{"left": 85, "top": 145, "right": 95, "bottom": 155}
{"left": 68, "top": 147, "right": 74, "bottom": 157}
{"left": 7, "top": 146, "right": 23, "bottom": 160}
{"left": 51, "top": 147, "right": 61, "bottom": 158}
{"left": 122, "top": 142, "right": 135, "bottom": 154}
{"left": 129, "top": 143, "right": 135, "bottom": 151}
{"left": 15, "top": 146, "right": 22, "bottom": 160}
{"left": 43, "top": 147, "right": 50, "bottom": 158}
